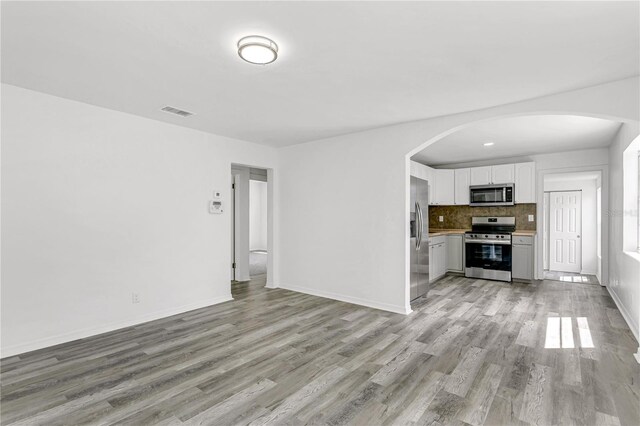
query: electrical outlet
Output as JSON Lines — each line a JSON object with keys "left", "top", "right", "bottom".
{"left": 528, "top": 214, "right": 534, "bottom": 222}
{"left": 132, "top": 293, "right": 140, "bottom": 304}
{"left": 439, "top": 216, "right": 444, "bottom": 222}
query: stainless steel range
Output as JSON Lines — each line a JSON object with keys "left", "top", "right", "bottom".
{"left": 465, "top": 217, "right": 516, "bottom": 282}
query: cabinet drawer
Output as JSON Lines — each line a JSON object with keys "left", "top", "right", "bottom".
{"left": 513, "top": 236, "right": 533, "bottom": 245}
{"left": 429, "top": 235, "right": 446, "bottom": 246}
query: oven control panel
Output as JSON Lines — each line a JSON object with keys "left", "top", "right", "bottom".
{"left": 465, "top": 233, "right": 512, "bottom": 243}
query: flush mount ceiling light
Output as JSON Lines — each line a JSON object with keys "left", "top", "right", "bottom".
{"left": 237, "top": 35, "right": 278, "bottom": 65}
{"left": 483, "top": 142, "right": 495, "bottom": 146}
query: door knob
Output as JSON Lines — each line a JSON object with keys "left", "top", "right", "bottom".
{"left": 577, "top": 235, "right": 581, "bottom": 238}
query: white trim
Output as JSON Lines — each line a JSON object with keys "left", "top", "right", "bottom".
{"left": 634, "top": 348, "right": 640, "bottom": 364}
{"left": 607, "top": 286, "right": 639, "bottom": 343}
{"left": 0, "top": 295, "right": 233, "bottom": 359}
{"left": 279, "top": 284, "right": 412, "bottom": 315}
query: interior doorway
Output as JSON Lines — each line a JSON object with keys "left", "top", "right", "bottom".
{"left": 543, "top": 171, "right": 602, "bottom": 284}
{"left": 230, "top": 165, "right": 269, "bottom": 285}
{"left": 249, "top": 171, "right": 268, "bottom": 277}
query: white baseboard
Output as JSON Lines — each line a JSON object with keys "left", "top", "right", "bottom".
{"left": 0, "top": 295, "right": 233, "bottom": 359}
{"left": 279, "top": 283, "right": 411, "bottom": 315}
{"left": 607, "top": 287, "right": 639, "bottom": 344}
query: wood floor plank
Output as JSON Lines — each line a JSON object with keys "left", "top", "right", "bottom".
{"left": 518, "top": 362, "right": 555, "bottom": 425}
{"left": 457, "top": 363, "right": 504, "bottom": 426}
{"left": 444, "top": 346, "right": 488, "bottom": 397}
{"left": 1, "top": 274, "right": 638, "bottom": 425}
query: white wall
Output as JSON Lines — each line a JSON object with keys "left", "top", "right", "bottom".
{"left": 608, "top": 122, "right": 640, "bottom": 345}
{"left": 3, "top": 78, "right": 638, "bottom": 356}
{"left": 1, "top": 84, "right": 278, "bottom": 357}
{"left": 278, "top": 77, "right": 639, "bottom": 314}
{"left": 250, "top": 180, "right": 268, "bottom": 251}
{"left": 544, "top": 178, "right": 599, "bottom": 275}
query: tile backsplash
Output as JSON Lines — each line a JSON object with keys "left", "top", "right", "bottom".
{"left": 428, "top": 204, "right": 537, "bottom": 231}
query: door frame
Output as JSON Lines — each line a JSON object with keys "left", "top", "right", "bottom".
{"left": 230, "top": 163, "right": 276, "bottom": 289}
{"left": 231, "top": 173, "right": 236, "bottom": 281}
{"left": 536, "top": 165, "right": 607, "bottom": 286}
{"left": 548, "top": 190, "right": 583, "bottom": 273}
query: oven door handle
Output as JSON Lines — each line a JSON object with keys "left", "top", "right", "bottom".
{"left": 464, "top": 239, "right": 511, "bottom": 245}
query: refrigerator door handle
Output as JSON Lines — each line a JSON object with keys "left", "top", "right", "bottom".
{"left": 415, "top": 202, "right": 420, "bottom": 249}
{"left": 416, "top": 201, "right": 423, "bottom": 249}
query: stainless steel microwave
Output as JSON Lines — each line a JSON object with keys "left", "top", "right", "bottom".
{"left": 469, "top": 183, "right": 514, "bottom": 206}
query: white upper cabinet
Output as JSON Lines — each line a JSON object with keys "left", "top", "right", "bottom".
{"left": 471, "top": 164, "right": 514, "bottom": 185}
{"left": 410, "top": 161, "right": 434, "bottom": 204}
{"left": 454, "top": 168, "right": 470, "bottom": 205}
{"left": 491, "top": 164, "right": 515, "bottom": 184}
{"left": 515, "top": 162, "right": 536, "bottom": 203}
{"left": 432, "top": 169, "right": 455, "bottom": 205}
{"left": 470, "top": 166, "right": 492, "bottom": 185}
{"left": 413, "top": 160, "right": 535, "bottom": 206}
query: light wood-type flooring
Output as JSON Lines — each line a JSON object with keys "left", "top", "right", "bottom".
{"left": 1, "top": 274, "right": 638, "bottom": 425}
{"left": 543, "top": 270, "right": 600, "bottom": 286}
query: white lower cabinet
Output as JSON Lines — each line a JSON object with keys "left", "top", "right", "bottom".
{"left": 429, "top": 235, "right": 449, "bottom": 283}
{"left": 446, "top": 234, "right": 464, "bottom": 273}
{"left": 512, "top": 236, "right": 534, "bottom": 281}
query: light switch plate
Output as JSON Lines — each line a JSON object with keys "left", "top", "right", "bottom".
{"left": 528, "top": 214, "right": 534, "bottom": 222}
{"left": 439, "top": 216, "right": 444, "bottom": 222}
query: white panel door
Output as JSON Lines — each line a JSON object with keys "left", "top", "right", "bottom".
{"left": 470, "top": 166, "right": 492, "bottom": 185}
{"left": 454, "top": 168, "right": 470, "bottom": 205}
{"left": 491, "top": 164, "right": 515, "bottom": 184}
{"left": 549, "top": 191, "right": 582, "bottom": 273}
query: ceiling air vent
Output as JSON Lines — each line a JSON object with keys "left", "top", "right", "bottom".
{"left": 161, "top": 106, "right": 194, "bottom": 117}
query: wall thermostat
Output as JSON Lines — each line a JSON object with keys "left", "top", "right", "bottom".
{"left": 213, "top": 190, "right": 222, "bottom": 200}
{"left": 209, "top": 200, "right": 223, "bottom": 214}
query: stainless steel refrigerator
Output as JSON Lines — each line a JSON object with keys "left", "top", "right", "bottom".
{"left": 410, "top": 176, "right": 430, "bottom": 301}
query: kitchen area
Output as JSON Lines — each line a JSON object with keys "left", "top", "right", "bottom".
{"left": 410, "top": 161, "right": 537, "bottom": 301}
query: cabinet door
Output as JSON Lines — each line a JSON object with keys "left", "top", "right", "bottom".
{"left": 433, "top": 244, "right": 442, "bottom": 279}
{"left": 491, "top": 164, "right": 515, "bottom": 184}
{"left": 512, "top": 244, "right": 532, "bottom": 280}
{"left": 438, "top": 243, "right": 446, "bottom": 278}
{"left": 454, "top": 168, "right": 470, "bottom": 205}
{"left": 515, "top": 162, "right": 535, "bottom": 203}
{"left": 470, "top": 166, "right": 492, "bottom": 185}
{"left": 429, "top": 245, "right": 435, "bottom": 283}
{"left": 446, "top": 235, "right": 463, "bottom": 272}
{"left": 434, "top": 169, "right": 455, "bottom": 205}
{"left": 430, "top": 244, "right": 442, "bottom": 282}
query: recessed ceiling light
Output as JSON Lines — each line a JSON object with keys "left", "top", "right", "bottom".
{"left": 237, "top": 35, "right": 278, "bottom": 65}
{"left": 483, "top": 142, "right": 495, "bottom": 146}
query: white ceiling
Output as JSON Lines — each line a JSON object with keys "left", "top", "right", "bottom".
{"left": 411, "top": 115, "right": 622, "bottom": 166}
{"left": 2, "top": 1, "right": 638, "bottom": 147}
